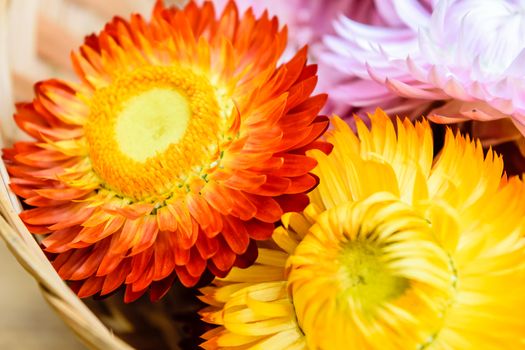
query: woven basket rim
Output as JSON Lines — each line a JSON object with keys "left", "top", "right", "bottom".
{"left": 0, "top": 0, "right": 150, "bottom": 348}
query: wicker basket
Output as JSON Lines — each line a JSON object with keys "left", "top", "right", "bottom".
{"left": 0, "top": 1, "right": 200, "bottom": 349}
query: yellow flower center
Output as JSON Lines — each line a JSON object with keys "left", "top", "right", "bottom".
{"left": 84, "top": 65, "right": 225, "bottom": 201}
{"left": 338, "top": 241, "right": 408, "bottom": 312}
{"left": 115, "top": 88, "right": 190, "bottom": 162}
{"left": 287, "top": 195, "right": 455, "bottom": 349}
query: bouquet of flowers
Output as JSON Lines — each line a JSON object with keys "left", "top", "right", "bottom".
{"left": 1, "top": 0, "right": 525, "bottom": 349}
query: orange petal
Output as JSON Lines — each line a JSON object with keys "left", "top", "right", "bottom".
{"left": 126, "top": 248, "right": 154, "bottom": 285}
{"left": 101, "top": 260, "right": 131, "bottom": 295}
{"left": 186, "top": 248, "right": 207, "bottom": 277}
{"left": 244, "top": 194, "right": 283, "bottom": 223}
{"left": 36, "top": 187, "right": 93, "bottom": 201}
{"left": 210, "top": 235, "right": 236, "bottom": 273}
{"left": 129, "top": 216, "right": 159, "bottom": 256}
{"left": 224, "top": 188, "right": 257, "bottom": 221}
{"left": 78, "top": 275, "right": 105, "bottom": 298}
{"left": 250, "top": 175, "right": 291, "bottom": 196}
{"left": 124, "top": 284, "right": 147, "bottom": 303}
{"left": 175, "top": 265, "right": 201, "bottom": 287}
{"left": 149, "top": 273, "right": 177, "bottom": 301}
{"left": 156, "top": 206, "right": 177, "bottom": 232}
{"left": 202, "top": 182, "right": 235, "bottom": 215}
{"left": 245, "top": 219, "right": 274, "bottom": 240}
{"left": 285, "top": 173, "right": 319, "bottom": 195}
{"left": 48, "top": 206, "right": 96, "bottom": 230}
{"left": 43, "top": 226, "right": 81, "bottom": 253}
{"left": 221, "top": 216, "right": 249, "bottom": 254}
{"left": 271, "top": 154, "right": 317, "bottom": 177}
{"left": 131, "top": 262, "right": 155, "bottom": 292}
{"left": 153, "top": 233, "right": 176, "bottom": 281}
{"left": 70, "top": 241, "right": 109, "bottom": 281}
{"left": 195, "top": 229, "right": 219, "bottom": 260}
{"left": 56, "top": 248, "right": 89, "bottom": 279}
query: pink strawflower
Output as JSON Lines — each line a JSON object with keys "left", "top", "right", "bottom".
{"left": 202, "top": 0, "right": 384, "bottom": 54}
{"left": 321, "top": 0, "right": 436, "bottom": 117}
{"left": 323, "top": 0, "right": 525, "bottom": 135}
{"left": 201, "top": 0, "right": 409, "bottom": 102}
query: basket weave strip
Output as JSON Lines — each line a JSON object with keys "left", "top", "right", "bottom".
{"left": 0, "top": 130, "right": 132, "bottom": 349}
{"left": 0, "top": 0, "right": 138, "bottom": 348}
{"left": 0, "top": 1, "right": 192, "bottom": 348}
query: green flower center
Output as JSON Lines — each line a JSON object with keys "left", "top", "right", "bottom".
{"left": 338, "top": 241, "right": 409, "bottom": 312}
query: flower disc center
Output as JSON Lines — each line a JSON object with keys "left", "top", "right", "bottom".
{"left": 115, "top": 88, "right": 190, "bottom": 162}
{"left": 339, "top": 241, "right": 408, "bottom": 310}
{"left": 287, "top": 198, "right": 456, "bottom": 348}
{"left": 84, "top": 65, "right": 224, "bottom": 201}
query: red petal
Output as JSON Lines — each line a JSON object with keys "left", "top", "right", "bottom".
{"left": 195, "top": 229, "right": 219, "bottom": 260}
{"left": 10, "top": 184, "right": 37, "bottom": 199}
{"left": 149, "top": 273, "right": 177, "bottom": 302}
{"left": 207, "top": 260, "right": 231, "bottom": 278}
{"left": 222, "top": 171, "right": 267, "bottom": 192}
{"left": 165, "top": 231, "right": 190, "bottom": 266}
{"left": 234, "top": 239, "right": 258, "bottom": 269}
{"left": 126, "top": 248, "right": 154, "bottom": 284}
{"left": 57, "top": 248, "right": 89, "bottom": 279}
{"left": 43, "top": 227, "right": 81, "bottom": 253}
{"left": 245, "top": 220, "right": 274, "bottom": 240}
{"left": 51, "top": 250, "right": 73, "bottom": 272}
{"left": 290, "top": 117, "right": 330, "bottom": 151}
{"left": 35, "top": 187, "right": 92, "bottom": 201}
{"left": 210, "top": 235, "right": 236, "bottom": 272}
{"left": 101, "top": 260, "right": 131, "bottom": 295}
{"left": 20, "top": 203, "right": 84, "bottom": 226}
{"left": 186, "top": 248, "right": 206, "bottom": 277}
{"left": 187, "top": 193, "right": 216, "bottom": 233}
{"left": 175, "top": 265, "right": 200, "bottom": 287}
{"left": 221, "top": 216, "right": 249, "bottom": 254}
{"left": 275, "top": 193, "right": 309, "bottom": 213}
{"left": 97, "top": 240, "right": 125, "bottom": 276}
{"left": 48, "top": 206, "right": 96, "bottom": 230}
{"left": 25, "top": 224, "right": 51, "bottom": 234}
{"left": 284, "top": 76, "right": 318, "bottom": 112}
{"left": 131, "top": 262, "right": 155, "bottom": 292}
{"left": 25, "top": 195, "right": 67, "bottom": 207}
{"left": 223, "top": 188, "right": 256, "bottom": 221}
{"left": 285, "top": 80, "right": 323, "bottom": 114}
{"left": 285, "top": 173, "right": 319, "bottom": 195}
{"left": 75, "top": 215, "right": 125, "bottom": 244}
{"left": 110, "top": 218, "right": 143, "bottom": 255}
{"left": 124, "top": 284, "right": 147, "bottom": 303}
{"left": 15, "top": 149, "right": 72, "bottom": 167}
{"left": 168, "top": 204, "right": 198, "bottom": 249}
{"left": 202, "top": 182, "right": 234, "bottom": 215}
{"left": 250, "top": 175, "right": 291, "bottom": 196}
{"left": 244, "top": 194, "right": 282, "bottom": 223}
{"left": 70, "top": 241, "right": 109, "bottom": 280}
{"left": 270, "top": 154, "right": 317, "bottom": 177}
{"left": 129, "top": 216, "right": 159, "bottom": 256}
{"left": 294, "top": 140, "right": 333, "bottom": 155}
{"left": 78, "top": 275, "right": 105, "bottom": 298}
{"left": 279, "top": 106, "right": 321, "bottom": 131}
{"left": 153, "top": 232, "right": 176, "bottom": 281}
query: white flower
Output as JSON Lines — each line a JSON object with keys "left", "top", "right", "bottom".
{"left": 324, "top": 0, "right": 525, "bottom": 134}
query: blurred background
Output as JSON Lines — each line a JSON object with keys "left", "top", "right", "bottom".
{"left": 0, "top": 1, "right": 181, "bottom": 348}
{"left": 1, "top": 0, "right": 162, "bottom": 143}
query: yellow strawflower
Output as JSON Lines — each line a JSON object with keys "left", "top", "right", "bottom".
{"left": 199, "top": 109, "right": 525, "bottom": 349}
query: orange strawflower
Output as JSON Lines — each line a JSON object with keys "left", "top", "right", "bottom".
{"left": 3, "top": 0, "right": 330, "bottom": 302}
